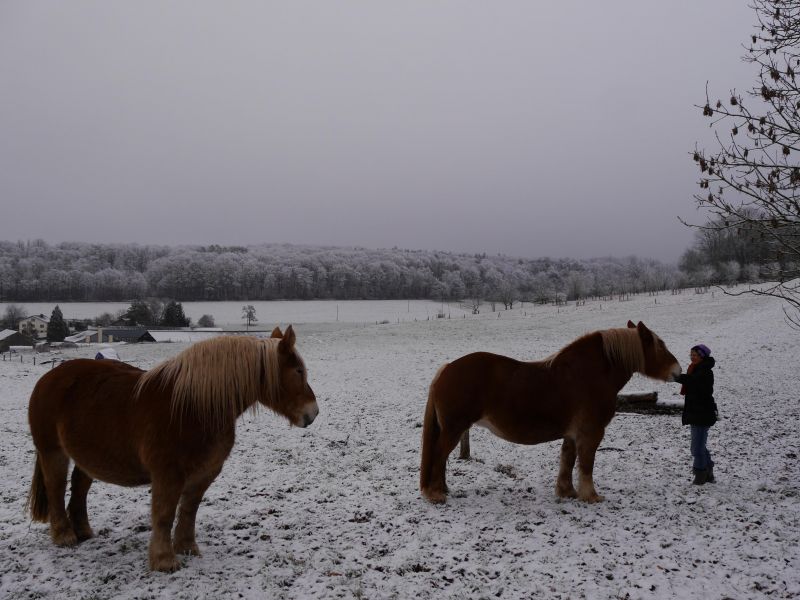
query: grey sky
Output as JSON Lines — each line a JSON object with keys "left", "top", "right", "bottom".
{"left": 0, "top": 1, "right": 755, "bottom": 262}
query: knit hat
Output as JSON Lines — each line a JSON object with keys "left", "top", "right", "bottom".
{"left": 691, "top": 344, "right": 711, "bottom": 358}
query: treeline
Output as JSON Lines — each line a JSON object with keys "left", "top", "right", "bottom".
{"left": 0, "top": 239, "right": 768, "bottom": 305}
{"left": 679, "top": 212, "right": 799, "bottom": 286}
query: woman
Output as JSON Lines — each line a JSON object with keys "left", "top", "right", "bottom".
{"left": 674, "top": 344, "right": 718, "bottom": 485}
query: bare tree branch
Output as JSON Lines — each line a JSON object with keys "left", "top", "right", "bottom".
{"left": 690, "top": 0, "right": 800, "bottom": 322}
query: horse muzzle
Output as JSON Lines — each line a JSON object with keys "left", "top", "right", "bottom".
{"left": 669, "top": 363, "right": 682, "bottom": 381}
{"left": 298, "top": 402, "right": 319, "bottom": 428}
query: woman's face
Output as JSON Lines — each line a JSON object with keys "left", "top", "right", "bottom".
{"left": 690, "top": 349, "right": 702, "bottom": 365}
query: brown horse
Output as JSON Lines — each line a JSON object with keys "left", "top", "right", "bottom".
{"left": 27, "top": 325, "right": 317, "bottom": 572}
{"left": 420, "top": 321, "right": 680, "bottom": 504}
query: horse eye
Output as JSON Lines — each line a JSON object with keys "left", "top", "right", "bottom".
{"left": 296, "top": 368, "right": 304, "bottom": 375}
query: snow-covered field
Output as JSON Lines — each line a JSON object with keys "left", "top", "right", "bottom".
{"left": 1, "top": 291, "right": 798, "bottom": 599}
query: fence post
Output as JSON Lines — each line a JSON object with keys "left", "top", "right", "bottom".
{"left": 459, "top": 430, "right": 471, "bottom": 459}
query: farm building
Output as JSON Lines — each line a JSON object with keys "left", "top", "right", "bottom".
{"left": 0, "top": 329, "right": 35, "bottom": 353}
{"left": 84, "top": 327, "right": 153, "bottom": 343}
{"left": 64, "top": 330, "right": 97, "bottom": 344}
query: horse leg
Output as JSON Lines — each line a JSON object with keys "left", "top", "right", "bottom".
{"left": 576, "top": 429, "right": 605, "bottom": 503}
{"left": 67, "top": 466, "right": 94, "bottom": 542}
{"left": 555, "top": 438, "right": 578, "bottom": 499}
{"left": 148, "top": 475, "right": 184, "bottom": 572}
{"left": 38, "top": 450, "right": 77, "bottom": 546}
{"left": 422, "top": 426, "right": 463, "bottom": 504}
{"left": 173, "top": 467, "right": 222, "bottom": 556}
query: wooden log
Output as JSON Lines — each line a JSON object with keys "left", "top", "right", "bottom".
{"left": 616, "top": 391, "right": 658, "bottom": 407}
{"left": 616, "top": 391, "right": 683, "bottom": 415}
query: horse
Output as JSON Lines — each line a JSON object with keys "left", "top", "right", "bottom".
{"left": 419, "top": 320, "right": 680, "bottom": 504}
{"left": 27, "top": 325, "right": 318, "bottom": 572}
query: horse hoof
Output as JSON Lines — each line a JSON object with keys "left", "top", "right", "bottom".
{"left": 74, "top": 527, "right": 94, "bottom": 542}
{"left": 150, "top": 554, "right": 181, "bottom": 572}
{"left": 52, "top": 529, "right": 78, "bottom": 547}
{"left": 556, "top": 486, "right": 578, "bottom": 499}
{"left": 174, "top": 541, "right": 201, "bottom": 556}
{"left": 580, "top": 493, "right": 605, "bottom": 504}
{"left": 421, "top": 489, "right": 448, "bottom": 504}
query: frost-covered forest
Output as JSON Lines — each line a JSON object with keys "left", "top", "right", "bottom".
{"left": 0, "top": 239, "right": 764, "bottom": 304}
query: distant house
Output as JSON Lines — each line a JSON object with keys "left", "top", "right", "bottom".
{"left": 18, "top": 314, "right": 49, "bottom": 339}
{"left": 90, "top": 327, "right": 153, "bottom": 343}
{"left": 0, "top": 329, "right": 35, "bottom": 352}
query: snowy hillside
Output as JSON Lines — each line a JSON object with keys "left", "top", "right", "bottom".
{"left": 1, "top": 290, "right": 798, "bottom": 599}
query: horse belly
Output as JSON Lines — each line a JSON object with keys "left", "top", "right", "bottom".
{"left": 62, "top": 434, "right": 151, "bottom": 486}
{"left": 474, "top": 417, "right": 561, "bottom": 445}
{"left": 58, "top": 407, "right": 150, "bottom": 487}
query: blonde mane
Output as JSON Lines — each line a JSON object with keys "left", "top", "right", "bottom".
{"left": 599, "top": 328, "right": 644, "bottom": 374}
{"left": 542, "top": 328, "right": 644, "bottom": 374}
{"left": 135, "top": 336, "right": 282, "bottom": 429}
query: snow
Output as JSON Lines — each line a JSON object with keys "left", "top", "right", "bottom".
{"left": 1, "top": 290, "right": 798, "bottom": 599}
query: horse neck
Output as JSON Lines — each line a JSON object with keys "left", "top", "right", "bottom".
{"left": 567, "top": 332, "right": 636, "bottom": 393}
{"left": 233, "top": 396, "right": 259, "bottom": 419}
{"left": 609, "top": 365, "right": 634, "bottom": 394}
{"left": 161, "top": 377, "right": 260, "bottom": 431}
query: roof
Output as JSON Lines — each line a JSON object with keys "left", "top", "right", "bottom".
{"left": 65, "top": 330, "right": 96, "bottom": 343}
{"left": 147, "top": 330, "right": 223, "bottom": 343}
{"left": 99, "top": 327, "right": 149, "bottom": 342}
{"left": 22, "top": 315, "right": 49, "bottom": 323}
{"left": 0, "top": 329, "right": 19, "bottom": 341}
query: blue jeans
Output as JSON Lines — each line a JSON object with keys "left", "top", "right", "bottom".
{"left": 690, "top": 425, "right": 714, "bottom": 470}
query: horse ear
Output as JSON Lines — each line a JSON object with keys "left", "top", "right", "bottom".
{"left": 270, "top": 326, "right": 283, "bottom": 339}
{"left": 278, "top": 325, "right": 296, "bottom": 353}
{"left": 636, "top": 321, "right": 653, "bottom": 343}
{"left": 627, "top": 320, "right": 636, "bottom": 328}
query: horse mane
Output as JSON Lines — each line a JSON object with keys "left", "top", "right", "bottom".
{"left": 543, "top": 328, "right": 644, "bottom": 374}
{"left": 134, "top": 336, "right": 281, "bottom": 429}
{"left": 599, "top": 328, "right": 644, "bottom": 374}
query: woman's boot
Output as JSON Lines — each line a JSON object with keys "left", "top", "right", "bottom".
{"left": 692, "top": 469, "right": 708, "bottom": 485}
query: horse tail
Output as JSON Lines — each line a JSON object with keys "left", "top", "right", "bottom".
{"left": 420, "top": 364, "right": 447, "bottom": 492}
{"left": 27, "top": 452, "right": 49, "bottom": 522}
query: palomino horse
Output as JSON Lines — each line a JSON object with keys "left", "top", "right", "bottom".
{"left": 27, "top": 326, "right": 317, "bottom": 572}
{"left": 420, "top": 321, "right": 680, "bottom": 504}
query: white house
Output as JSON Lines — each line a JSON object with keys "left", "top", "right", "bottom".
{"left": 18, "top": 315, "right": 49, "bottom": 338}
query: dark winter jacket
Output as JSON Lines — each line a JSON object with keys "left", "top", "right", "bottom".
{"left": 675, "top": 357, "right": 718, "bottom": 427}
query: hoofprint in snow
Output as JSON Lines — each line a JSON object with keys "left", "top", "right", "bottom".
{"left": 1, "top": 291, "right": 798, "bottom": 599}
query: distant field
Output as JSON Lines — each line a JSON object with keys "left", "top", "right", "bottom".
{"left": 0, "top": 299, "right": 472, "bottom": 326}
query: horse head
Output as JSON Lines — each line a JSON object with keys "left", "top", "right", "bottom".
{"left": 268, "top": 325, "right": 319, "bottom": 428}
{"left": 627, "top": 320, "right": 681, "bottom": 381}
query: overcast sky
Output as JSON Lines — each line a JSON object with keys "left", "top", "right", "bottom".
{"left": 0, "top": 1, "right": 756, "bottom": 262}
